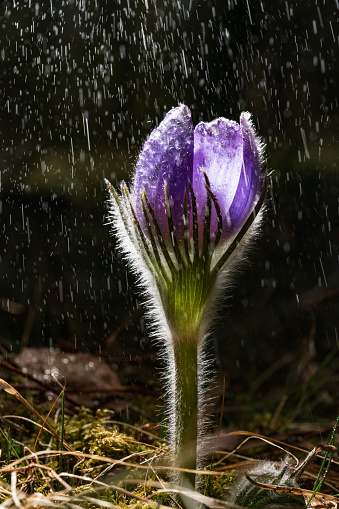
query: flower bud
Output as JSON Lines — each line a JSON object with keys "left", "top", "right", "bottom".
{"left": 106, "top": 105, "right": 266, "bottom": 343}
{"left": 106, "top": 106, "right": 267, "bottom": 493}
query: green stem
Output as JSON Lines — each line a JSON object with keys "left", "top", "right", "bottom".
{"left": 172, "top": 340, "right": 198, "bottom": 491}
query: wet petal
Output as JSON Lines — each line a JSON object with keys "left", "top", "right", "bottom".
{"left": 226, "top": 112, "right": 262, "bottom": 232}
{"left": 192, "top": 117, "right": 244, "bottom": 239}
{"left": 133, "top": 105, "right": 194, "bottom": 240}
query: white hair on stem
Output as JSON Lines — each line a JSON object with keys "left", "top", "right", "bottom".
{"left": 106, "top": 182, "right": 180, "bottom": 466}
{"left": 106, "top": 183, "right": 171, "bottom": 342}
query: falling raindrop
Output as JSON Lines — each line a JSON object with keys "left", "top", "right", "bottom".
{"left": 0, "top": 0, "right": 337, "bottom": 424}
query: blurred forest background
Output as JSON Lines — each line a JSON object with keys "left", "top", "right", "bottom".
{"left": 0, "top": 0, "right": 338, "bottom": 426}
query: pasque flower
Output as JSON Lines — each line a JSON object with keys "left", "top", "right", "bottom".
{"left": 106, "top": 105, "right": 266, "bottom": 497}
{"left": 133, "top": 105, "right": 262, "bottom": 250}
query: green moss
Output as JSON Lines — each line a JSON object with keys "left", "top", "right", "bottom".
{"left": 74, "top": 485, "right": 129, "bottom": 507}
{"left": 201, "top": 470, "right": 236, "bottom": 499}
{"left": 73, "top": 483, "right": 171, "bottom": 509}
{"left": 84, "top": 425, "right": 138, "bottom": 457}
{"left": 61, "top": 407, "right": 149, "bottom": 465}
{"left": 61, "top": 407, "right": 108, "bottom": 446}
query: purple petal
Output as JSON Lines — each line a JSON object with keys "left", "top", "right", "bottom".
{"left": 192, "top": 117, "right": 244, "bottom": 240}
{"left": 133, "top": 105, "right": 194, "bottom": 241}
{"left": 227, "top": 112, "right": 262, "bottom": 232}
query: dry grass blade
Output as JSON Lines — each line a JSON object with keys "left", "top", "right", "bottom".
{"left": 11, "top": 471, "right": 21, "bottom": 508}
{"left": 34, "top": 375, "right": 66, "bottom": 451}
{"left": 212, "top": 431, "right": 299, "bottom": 467}
{"left": 0, "top": 449, "right": 229, "bottom": 477}
{"left": 13, "top": 462, "right": 73, "bottom": 493}
{"left": 8, "top": 470, "right": 175, "bottom": 509}
{"left": 1, "top": 461, "right": 177, "bottom": 509}
{"left": 0, "top": 379, "right": 80, "bottom": 457}
{"left": 148, "top": 485, "right": 246, "bottom": 509}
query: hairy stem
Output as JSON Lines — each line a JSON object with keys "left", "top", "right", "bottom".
{"left": 172, "top": 340, "right": 198, "bottom": 492}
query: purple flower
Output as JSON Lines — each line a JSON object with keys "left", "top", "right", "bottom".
{"left": 133, "top": 105, "right": 264, "bottom": 248}
{"left": 106, "top": 104, "right": 266, "bottom": 292}
{"left": 106, "top": 106, "right": 267, "bottom": 492}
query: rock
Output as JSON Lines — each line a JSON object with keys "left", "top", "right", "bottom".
{"left": 14, "top": 347, "right": 122, "bottom": 408}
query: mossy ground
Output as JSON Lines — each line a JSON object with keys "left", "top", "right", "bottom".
{"left": 1, "top": 359, "right": 339, "bottom": 509}
{"left": 0, "top": 379, "right": 236, "bottom": 508}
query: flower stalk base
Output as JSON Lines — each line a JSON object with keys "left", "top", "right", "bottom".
{"left": 172, "top": 339, "right": 198, "bottom": 491}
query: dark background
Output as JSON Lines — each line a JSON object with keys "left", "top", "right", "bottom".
{"left": 0, "top": 0, "right": 338, "bottom": 425}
